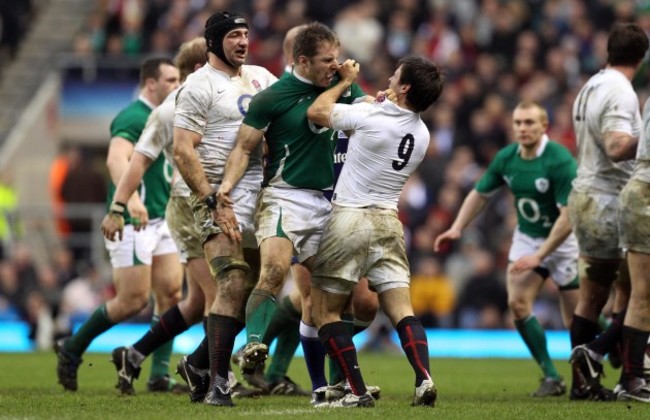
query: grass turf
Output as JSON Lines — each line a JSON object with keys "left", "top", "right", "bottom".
{"left": 0, "top": 351, "right": 648, "bottom": 419}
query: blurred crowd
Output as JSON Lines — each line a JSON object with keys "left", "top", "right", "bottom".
{"left": 2, "top": 0, "right": 649, "bottom": 347}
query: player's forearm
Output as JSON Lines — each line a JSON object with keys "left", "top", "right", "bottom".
{"left": 221, "top": 145, "right": 250, "bottom": 192}
{"left": 604, "top": 131, "right": 638, "bottom": 162}
{"left": 451, "top": 190, "right": 489, "bottom": 232}
{"left": 106, "top": 153, "right": 130, "bottom": 187}
{"left": 113, "top": 152, "right": 152, "bottom": 204}
{"left": 534, "top": 207, "right": 572, "bottom": 260}
{"left": 173, "top": 142, "right": 213, "bottom": 199}
{"left": 307, "top": 80, "right": 354, "bottom": 128}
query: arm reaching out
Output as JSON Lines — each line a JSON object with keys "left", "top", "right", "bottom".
{"left": 433, "top": 190, "right": 489, "bottom": 252}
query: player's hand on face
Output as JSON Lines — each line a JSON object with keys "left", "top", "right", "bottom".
{"left": 510, "top": 255, "right": 541, "bottom": 275}
{"left": 101, "top": 213, "right": 124, "bottom": 241}
{"left": 433, "top": 228, "right": 462, "bottom": 252}
{"left": 215, "top": 201, "right": 241, "bottom": 243}
{"left": 374, "top": 88, "right": 396, "bottom": 104}
{"left": 127, "top": 198, "right": 149, "bottom": 231}
{"left": 338, "top": 59, "right": 360, "bottom": 83}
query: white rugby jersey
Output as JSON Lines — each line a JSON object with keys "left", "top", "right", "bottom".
{"left": 329, "top": 99, "right": 429, "bottom": 210}
{"left": 135, "top": 87, "right": 190, "bottom": 197}
{"left": 633, "top": 97, "right": 650, "bottom": 183}
{"left": 174, "top": 63, "right": 277, "bottom": 190}
{"left": 571, "top": 68, "right": 639, "bottom": 195}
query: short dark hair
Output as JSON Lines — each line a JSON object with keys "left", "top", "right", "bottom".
{"left": 607, "top": 22, "right": 649, "bottom": 67}
{"left": 397, "top": 56, "right": 444, "bottom": 113}
{"left": 293, "top": 22, "right": 339, "bottom": 63}
{"left": 139, "top": 57, "right": 175, "bottom": 87}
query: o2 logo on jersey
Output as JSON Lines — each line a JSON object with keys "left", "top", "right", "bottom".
{"left": 163, "top": 160, "right": 174, "bottom": 184}
{"left": 237, "top": 94, "right": 254, "bottom": 116}
{"left": 308, "top": 120, "right": 329, "bottom": 134}
{"left": 535, "top": 178, "right": 549, "bottom": 193}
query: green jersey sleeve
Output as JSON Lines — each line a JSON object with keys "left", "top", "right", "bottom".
{"left": 110, "top": 102, "right": 148, "bottom": 143}
{"left": 243, "top": 88, "right": 279, "bottom": 131}
{"left": 475, "top": 150, "right": 507, "bottom": 196}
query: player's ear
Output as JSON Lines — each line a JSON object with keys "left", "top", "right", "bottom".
{"left": 400, "top": 83, "right": 411, "bottom": 96}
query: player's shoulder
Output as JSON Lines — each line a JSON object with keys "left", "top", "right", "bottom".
{"left": 494, "top": 142, "right": 520, "bottom": 160}
{"left": 179, "top": 68, "right": 213, "bottom": 96}
{"left": 112, "top": 100, "right": 148, "bottom": 125}
{"left": 544, "top": 140, "right": 573, "bottom": 157}
{"left": 542, "top": 141, "right": 576, "bottom": 167}
{"left": 242, "top": 64, "right": 278, "bottom": 84}
{"left": 249, "top": 76, "right": 293, "bottom": 106}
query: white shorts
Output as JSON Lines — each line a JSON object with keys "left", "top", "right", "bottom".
{"left": 189, "top": 186, "right": 258, "bottom": 250}
{"left": 568, "top": 189, "right": 623, "bottom": 259}
{"left": 619, "top": 179, "right": 650, "bottom": 254}
{"left": 166, "top": 196, "right": 203, "bottom": 263}
{"left": 509, "top": 229, "right": 579, "bottom": 287}
{"left": 255, "top": 187, "right": 331, "bottom": 262}
{"left": 311, "top": 206, "right": 410, "bottom": 295}
{"left": 104, "top": 218, "right": 178, "bottom": 268}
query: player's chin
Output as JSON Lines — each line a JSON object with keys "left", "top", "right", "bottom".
{"left": 232, "top": 54, "right": 247, "bottom": 66}
{"left": 320, "top": 76, "right": 334, "bottom": 87}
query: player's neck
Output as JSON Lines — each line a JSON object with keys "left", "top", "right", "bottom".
{"left": 139, "top": 91, "right": 159, "bottom": 108}
{"left": 519, "top": 143, "right": 539, "bottom": 160}
{"left": 209, "top": 55, "right": 241, "bottom": 77}
{"left": 606, "top": 64, "right": 637, "bottom": 81}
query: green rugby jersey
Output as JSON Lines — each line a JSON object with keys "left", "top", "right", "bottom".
{"left": 243, "top": 73, "right": 365, "bottom": 190}
{"left": 475, "top": 138, "right": 576, "bottom": 238}
{"left": 106, "top": 99, "right": 173, "bottom": 224}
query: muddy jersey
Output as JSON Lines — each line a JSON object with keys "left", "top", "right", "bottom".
{"left": 243, "top": 72, "right": 365, "bottom": 190}
{"left": 135, "top": 87, "right": 190, "bottom": 197}
{"left": 174, "top": 63, "right": 277, "bottom": 189}
{"left": 633, "top": 97, "right": 650, "bottom": 183}
{"left": 329, "top": 99, "right": 429, "bottom": 210}
{"left": 107, "top": 97, "right": 173, "bottom": 224}
{"left": 571, "top": 68, "right": 639, "bottom": 195}
{"left": 475, "top": 136, "right": 576, "bottom": 238}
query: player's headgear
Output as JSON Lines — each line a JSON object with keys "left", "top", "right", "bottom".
{"left": 204, "top": 11, "right": 249, "bottom": 67}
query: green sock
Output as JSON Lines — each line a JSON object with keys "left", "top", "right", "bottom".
{"left": 245, "top": 289, "right": 277, "bottom": 344}
{"left": 515, "top": 315, "right": 559, "bottom": 379}
{"left": 328, "top": 313, "right": 354, "bottom": 385}
{"left": 597, "top": 313, "right": 609, "bottom": 331}
{"left": 149, "top": 315, "right": 173, "bottom": 381}
{"left": 264, "top": 296, "right": 301, "bottom": 383}
{"left": 65, "top": 304, "right": 115, "bottom": 357}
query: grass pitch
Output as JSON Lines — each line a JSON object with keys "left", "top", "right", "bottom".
{"left": 0, "top": 351, "right": 648, "bottom": 419}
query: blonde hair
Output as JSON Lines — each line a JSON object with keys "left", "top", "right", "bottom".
{"left": 174, "top": 38, "right": 207, "bottom": 81}
{"left": 514, "top": 100, "right": 548, "bottom": 124}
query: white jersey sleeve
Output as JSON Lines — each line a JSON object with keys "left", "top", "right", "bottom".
{"left": 135, "top": 88, "right": 191, "bottom": 197}
{"left": 330, "top": 100, "right": 429, "bottom": 209}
